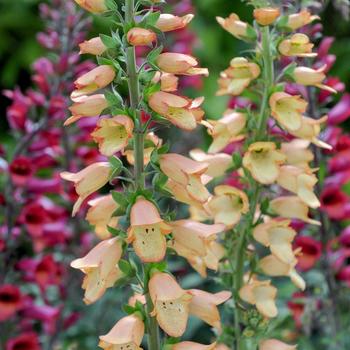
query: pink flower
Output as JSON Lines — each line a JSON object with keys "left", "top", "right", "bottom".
{"left": 320, "top": 186, "right": 349, "bottom": 219}
{"left": 21, "top": 202, "right": 49, "bottom": 238}
{"left": 328, "top": 93, "right": 350, "bottom": 125}
{"left": 9, "top": 156, "right": 34, "bottom": 186}
{"left": 6, "top": 332, "right": 41, "bottom": 350}
{"left": 287, "top": 292, "right": 305, "bottom": 329}
{"left": 340, "top": 227, "right": 350, "bottom": 248}
{"left": 337, "top": 265, "right": 350, "bottom": 286}
{"left": 294, "top": 236, "right": 322, "bottom": 271}
{"left": 0, "top": 284, "right": 23, "bottom": 321}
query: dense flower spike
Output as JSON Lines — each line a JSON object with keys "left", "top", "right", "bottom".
{"left": 149, "top": 272, "right": 192, "bottom": 337}
{"left": 70, "top": 237, "right": 123, "bottom": 304}
{"left": 127, "top": 197, "right": 172, "bottom": 262}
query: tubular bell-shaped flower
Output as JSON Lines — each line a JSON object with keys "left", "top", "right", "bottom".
{"left": 253, "top": 8, "right": 280, "bottom": 26}
{"left": 188, "top": 289, "right": 231, "bottom": 331}
{"left": 71, "top": 237, "right": 123, "bottom": 304}
{"left": 91, "top": 115, "right": 134, "bottom": 156}
{"left": 239, "top": 279, "right": 278, "bottom": 318}
{"left": 79, "top": 37, "right": 107, "bottom": 55}
{"left": 74, "top": 0, "right": 107, "bottom": 13}
{"left": 155, "top": 13, "right": 194, "bottom": 32}
{"left": 189, "top": 149, "right": 232, "bottom": 178}
{"left": 281, "top": 139, "right": 314, "bottom": 170}
{"left": 60, "top": 162, "right": 111, "bottom": 216}
{"left": 216, "top": 13, "right": 256, "bottom": 41}
{"left": 205, "top": 110, "right": 246, "bottom": 154}
{"left": 66, "top": 94, "right": 108, "bottom": 125}
{"left": 156, "top": 53, "right": 208, "bottom": 76}
{"left": 285, "top": 9, "right": 319, "bottom": 30}
{"left": 149, "top": 91, "right": 204, "bottom": 130}
{"left": 160, "top": 153, "right": 210, "bottom": 203}
{"left": 217, "top": 57, "right": 260, "bottom": 96}
{"left": 269, "top": 92, "right": 308, "bottom": 131}
{"left": 149, "top": 272, "right": 192, "bottom": 337}
{"left": 276, "top": 165, "right": 320, "bottom": 208}
{"left": 278, "top": 33, "right": 316, "bottom": 57}
{"left": 259, "top": 254, "right": 306, "bottom": 290}
{"left": 86, "top": 194, "right": 119, "bottom": 239}
{"left": 242, "top": 142, "right": 286, "bottom": 184}
{"left": 270, "top": 196, "right": 321, "bottom": 225}
{"left": 127, "top": 197, "right": 171, "bottom": 263}
{"left": 169, "top": 220, "right": 225, "bottom": 276}
{"left": 99, "top": 314, "right": 145, "bottom": 350}
{"left": 71, "top": 65, "right": 116, "bottom": 99}
{"left": 253, "top": 219, "right": 296, "bottom": 264}
{"left": 127, "top": 28, "right": 157, "bottom": 46}
{"left": 207, "top": 185, "right": 249, "bottom": 228}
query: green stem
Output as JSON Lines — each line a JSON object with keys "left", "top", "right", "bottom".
{"left": 231, "top": 25, "right": 274, "bottom": 350}
{"left": 257, "top": 26, "right": 274, "bottom": 140}
{"left": 124, "top": 1, "right": 160, "bottom": 349}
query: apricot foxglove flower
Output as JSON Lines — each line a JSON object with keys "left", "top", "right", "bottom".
{"left": 269, "top": 92, "right": 308, "bottom": 131}
{"left": 149, "top": 272, "right": 192, "bottom": 337}
{"left": 278, "top": 34, "right": 316, "bottom": 58}
{"left": 239, "top": 279, "right": 278, "bottom": 318}
{"left": 189, "top": 148, "right": 232, "bottom": 178}
{"left": 66, "top": 94, "right": 108, "bottom": 125}
{"left": 123, "top": 132, "right": 162, "bottom": 166}
{"left": 127, "top": 197, "right": 171, "bottom": 262}
{"left": 277, "top": 165, "right": 320, "bottom": 208}
{"left": 206, "top": 110, "right": 246, "bottom": 153}
{"left": 91, "top": 115, "right": 134, "bottom": 156}
{"left": 259, "top": 254, "right": 306, "bottom": 290}
{"left": 60, "top": 162, "right": 111, "bottom": 216}
{"left": 86, "top": 194, "right": 119, "bottom": 240}
{"left": 270, "top": 196, "right": 321, "bottom": 225}
{"left": 216, "top": 13, "right": 256, "bottom": 41}
{"left": 253, "top": 219, "right": 296, "bottom": 264}
{"left": 79, "top": 37, "right": 107, "bottom": 55}
{"left": 242, "top": 142, "right": 286, "bottom": 184}
{"left": 71, "top": 237, "right": 122, "bottom": 304}
{"left": 156, "top": 14, "right": 194, "bottom": 32}
{"left": 281, "top": 139, "right": 314, "bottom": 170}
{"left": 156, "top": 53, "right": 208, "bottom": 76}
{"left": 170, "top": 220, "right": 225, "bottom": 276}
{"left": 207, "top": 185, "right": 249, "bottom": 228}
{"left": 99, "top": 314, "right": 144, "bottom": 350}
{"left": 74, "top": 0, "right": 107, "bottom": 13}
{"left": 287, "top": 116, "right": 332, "bottom": 150}
{"left": 286, "top": 9, "right": 319, "bottom": 30}
{"left": 292, "top": 66, "right": 337, "bottom": 93}
{"left": 217, "top": 57, "right": 260, "bottom": 96}
{"left": 253, "top": 8, "right": 280, "bottom": 26}
{"left": 152, "top": 72, "right": 179, "bottom": 92}
{"left": 160, "top": 154, "right": 210, "bottom": 203}
{"left": 149, "top": 91, "right": 204, "bottom": 130}
{"left": 188, "top": 289, "right": 231, "bottom": 330}
{"left": 171, "top": 342, "right": 217, "bottom": 350}
{"left": 71, "top": 65, "right": 115, "bottom": 99}
{"left": 127, "top": 28, "right": 157, "bottom": 46}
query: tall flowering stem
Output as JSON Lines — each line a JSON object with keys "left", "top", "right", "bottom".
{"left": 63, "top": 0, "right": 230, "bottom": 349}
{"left": 201, "top": 4, "right": 336, "bottom": 349}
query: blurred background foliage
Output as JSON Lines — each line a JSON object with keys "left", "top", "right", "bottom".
{"left": 1, "top": 0, "right": 350, "bottom": 123}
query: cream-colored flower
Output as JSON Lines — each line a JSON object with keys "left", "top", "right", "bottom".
{"left": 286, "top": 9, "right": 319, "bottom": 30}
{"left": 259, "top": 254, "right": 306, "bottom": 290}
{"left": 206, "top": 185, "right": 249, "bottom": 228}
{"left": 216, "top": 13, "right": 255, "bottom": 40}
{"left": 217, "top": 57, "right": 260, "bottom": 96}
{"left": 242, "top": 142, "right": 286, "bottom": 184}
{"left": 278, "top": 34, "right": 316, "bottom": 58}
{"left": 281, "top": 139, "right": 314, "bottom": 170}
{"left": 155, "top": 14, "right": 194, "bottom": 32}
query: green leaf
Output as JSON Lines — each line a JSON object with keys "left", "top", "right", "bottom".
{"left": 122, "top": 304, "right": 136, "bottom": 315}
{"left": 97, "top": 57, "right": 114, "bottom": 66}
{"left": 99, "top": 34, "right": 118, "bottom": 49}
{"left": 119, "top": 259, "right": 135, "bottom": 276}
{"left": 111, "top": 190, "right": 129, "bottom": 207}
{"left": 231, "top": 152, "right": 242, "bottom": 170}
{"left": 105, "top": 0, "right": 119, "bottom": 11}
{"left": 105, "top": 90, "right": 123, "bottom": 108}
{"left": 107, "top": 225, "right": 125, "bottom": 237}
{"left": 146, "top": 45, "right": 163, "bottom": 64}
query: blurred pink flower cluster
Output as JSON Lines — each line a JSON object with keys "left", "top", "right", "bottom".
{"left": 0, "top": 1, "right": 97, "bottom": 348}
